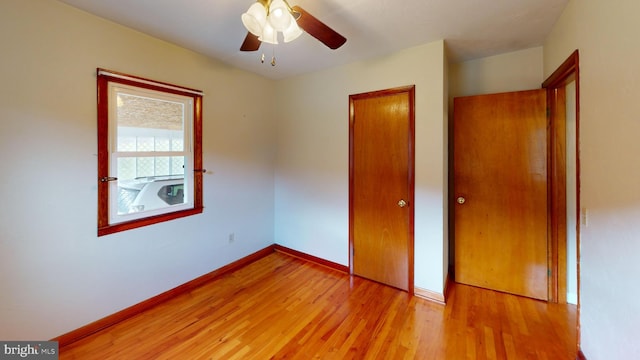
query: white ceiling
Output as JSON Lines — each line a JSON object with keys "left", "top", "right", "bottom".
{"left": 58, "top": 0, "right": 568, "bottom": 80}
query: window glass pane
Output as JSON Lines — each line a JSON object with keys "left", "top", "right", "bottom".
{"left": 155, "top": 156, "right": 169, "bottom": 176}
{"left": 117, "top": 185, "right": 141, "bottom": 215}
{"left": 116, "top": 93, "right": 184, "bottom": 152}
{"left": 119, "top": 136, "right": 136, "bottom": 152}
{"left": 172, "top": 138, "right": 184, "bottom": 152}
{"left": 171, "top": 156, "right": 185, "bottom": 176}
{"left": 117, "top": 156, "right": 185, "bottom": 181}
{"left": 117, "top": 157, "right": 136, "bottom": 180}
{"left": 137, "top": 137, "right": 155, "bottom": 152}
{"left": 157, "top": 183, "right": 185, "bottom": 206}
{"left": 116, "top": 177, "right": 185, "bottom": 215}
{"left": 155, "top": 137, "right": 171, "bottom": 151}
{"left": 116, "top": 155, "right": 186, "bottom": 215}
{"left": 136, "top": 157, "right": 155, "bottom": 177}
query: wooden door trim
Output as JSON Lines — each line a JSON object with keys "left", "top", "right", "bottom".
{"left": 545, "top": 85, "right": 568, "bottom": 304}
{"left": 348, "top": 85, "right": 415, "bottom": 294}
{"left": 542, "top": 50, "right": 580, "bottom": 304}
{"left": 542, "top": 50, "right": 581, "bottom": 350}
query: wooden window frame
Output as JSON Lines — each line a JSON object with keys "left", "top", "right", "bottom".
{"left": 97, "top": 68, "right": 203, "bottom": 236}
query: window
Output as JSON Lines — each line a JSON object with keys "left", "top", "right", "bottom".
{"left": 97, "top": 69, "right": 203, "bottom": 236}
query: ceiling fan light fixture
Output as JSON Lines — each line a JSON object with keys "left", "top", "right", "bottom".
{"left": 240, "top": 0, "right": 347, "bottom": 53}
{"left": 267, "top": 0, "right": 292, "bottom": 32}
{"left": 283, "top": 17, "right": 303, "bottom": 43}
{"left": 241, "top": 2, "right": 267, "bottom": 37}
{"left": 258, "top": 22, "right": 278, "bottom": 44}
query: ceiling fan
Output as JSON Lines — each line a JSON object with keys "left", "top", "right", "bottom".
{"left": 240, "top": 0, "right": 347, "bottom": 52}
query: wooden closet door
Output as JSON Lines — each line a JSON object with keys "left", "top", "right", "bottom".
{"left": 454, "top": 89, "right": 548, "bottom": 300}
{"left": 350, "top": 86, "right": 414, "bottom": 291}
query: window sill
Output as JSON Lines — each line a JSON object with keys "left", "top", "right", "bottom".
{"left": 98, "top": 207, "right": 203, "bottom": 237}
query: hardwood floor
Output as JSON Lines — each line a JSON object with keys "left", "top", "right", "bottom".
{"left": 59, "top": 252, "right": 577, "bottom": 359}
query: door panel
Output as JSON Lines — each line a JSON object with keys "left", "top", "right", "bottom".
{"left": 350, "top": 86, "right": 414, "bottom": 291}
{"left": 454, "top": 89, "right": 548, "bottom": 300}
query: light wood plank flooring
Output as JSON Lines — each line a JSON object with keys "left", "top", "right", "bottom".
{"left": 60, "top": 252, "right": 577, "bottom": 359}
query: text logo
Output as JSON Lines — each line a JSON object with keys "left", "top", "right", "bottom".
{"left": 0, "top": 342, "right": 58, "bottom": 359}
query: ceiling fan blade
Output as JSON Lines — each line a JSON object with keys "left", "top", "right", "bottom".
{"left": 292, "top": 5, "right": 346, "bottom": 50}
{"left": 240, "top": 32, "right": 261, "bottom": 51}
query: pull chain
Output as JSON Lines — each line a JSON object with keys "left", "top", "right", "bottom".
{"left": 260, "top": 45, "right": 277, "bottom": 66}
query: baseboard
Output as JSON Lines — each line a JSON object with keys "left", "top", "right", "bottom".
{"left": 53, "top": 245, "right": 275, "bottom": 348}
{"left": 577, "top": 349, "right": 587, "bottom": 360}
{"left": 273, "top": 244, "right": 349, "bottom": 273}
{"left": 443, "top": 272, "right": 452, "bottom": 303}
{"left": 414, "top": 272, "right": 451, "bottom": 305}
{"left": 414, "top": 287, "right": 446, "bottom": 305}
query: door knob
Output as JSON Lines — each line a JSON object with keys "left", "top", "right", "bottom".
{"left": 398, "top": 199, "right": 408, "bottom": 208}
{"left": 456, "top": 196, "right": 466, "bottom": 205}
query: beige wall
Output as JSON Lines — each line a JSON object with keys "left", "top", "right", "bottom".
{"left": 449, "top": 46, "right": 544, "bottom": 99}
{"left": 545, "top": 1, "right": 640, "bottom": 358}
{"left": 0, "top": 0, "right": 277, "bottom": 340}
{"left": 274, "top": 41, "right": 449, "bottom": 295}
